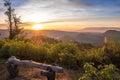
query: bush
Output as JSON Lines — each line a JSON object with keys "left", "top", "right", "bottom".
{"left": 0, "top": 38, "right": 120, "bottom": 69}
{"left": 79, "top": 63, "right": 120, "bottom": 80}
{"left": 51, "top": 42, "right": 79, "bottom": 55}
{"left": 0, "top": 40, "right": 5, "bottom": 49}
{"left": 0, "top": 40, "right": 37, "bottom": 59}
{"left": 50, "top": 42, "right": 79, "bottom": 66}
{"left": 0, "top": 42, "right": 11, "bottom": 58}
{"left": 33, "top": 46, "right": 50, "bottom": 63}
{"left": 59, "top": 53, "right": 76, "bottom": 68}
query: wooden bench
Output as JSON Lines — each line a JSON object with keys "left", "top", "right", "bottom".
{"left": 6, "top": 56, "right": 64, "bottom": 80}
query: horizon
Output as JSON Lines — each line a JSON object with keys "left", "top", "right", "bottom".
{"left": 0, "top": 0, "right": 120, "bottom": 31}
{"left": 0, "top": 27, "right": 120, "bottom": 33}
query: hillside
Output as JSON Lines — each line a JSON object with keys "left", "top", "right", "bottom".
{"left": 104, "top": 30, "right": 120, "bottom": 36}
{"left": 78, "top": 27, "right": 120, "bottom": 32}
{"left": 104, "top": 30, "right": 120, "bottom": 41}
{"left": 0, "top": 29, "right": 120, "bottom": 44}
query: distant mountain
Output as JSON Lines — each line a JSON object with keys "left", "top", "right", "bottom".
{"left": 0, "top": 29, "right": 120, "bottom": 44}
{"left": 25, "top": 30, "right": 79, "bottom": 39}
{"left": 78, "top": 27, "right": 120, "bottom": 32}
{"left": 75, "top": 33, "right": 104, "bottom": 44}
{"left": 104, "top": 30, "right": 120, "bottom": 41}
{"left": 35, "top": 30, "right": 104, "bottom": 44}
{"left": 104, "top": 30, "right": 120, "bottom": 35}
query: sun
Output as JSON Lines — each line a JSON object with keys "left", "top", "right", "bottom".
{"left": 33, "top": 24, "right": 43, "bottom": 30}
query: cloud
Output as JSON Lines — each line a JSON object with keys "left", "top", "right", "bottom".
{"left": 0, "top": 0, "right": 5, "bottom": 23}
{"left": 0, "top": 0, "right": 120, "bottom": 25}
{"left": 69, "top": 0, "right": 120, "bottom": 8}
{"left": 12, "top": 0, "right": 94, "bottom": 22}
{"left": 0, "top": 0, "right": 5, "bottom": 12}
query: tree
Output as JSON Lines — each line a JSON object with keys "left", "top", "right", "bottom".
{"left": 4, "top": 0, "right": 22, "bottom": 40}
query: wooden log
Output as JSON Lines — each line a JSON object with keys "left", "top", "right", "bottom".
{"left": 7, "top": 56, "right": 63, "bottom": 73}
{"left": 6, "top": 62, "right": 19, "bottom": 79}
{"left": 41, "top": 67, "right": 56, "bottom": 80}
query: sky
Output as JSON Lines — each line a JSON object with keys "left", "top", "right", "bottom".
{"left": 0, "top": 0, "right": 120, "bottom": 31}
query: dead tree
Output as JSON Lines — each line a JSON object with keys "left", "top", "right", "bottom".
{"left": 6, "top": 56, "right": 64, "bottom": 80}
{"left": 4, "top": 0, "right": 22, "bottom": 40}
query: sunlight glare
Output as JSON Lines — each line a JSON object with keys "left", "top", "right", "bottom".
{"left": 33, "top": 24, "right": 43, "bottom": 30}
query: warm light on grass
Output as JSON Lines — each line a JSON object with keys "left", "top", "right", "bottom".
{"left": 33, "top": 24, "right": 43, "bottom": 30}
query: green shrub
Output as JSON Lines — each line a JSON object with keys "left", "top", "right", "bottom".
{"left": 51, "top": 42, "right": 79, "bottom": 55}
{"left": 79, "top": 63, "right": 120, "bottom": 80}
{"left": 59, "top": 53, "right": 76, "bottom": 68}
{"left": 0, "top": 40, "right": 37, "bottom": 59}
{"left": 50, "top": 42, "right": 79, "bottom": 66}
{"left": 0, "top": 42, "right": 11, "bottom": 58}
{"left": 0, "top": 38, "right": 120, "bottom": 69}
{"left": 33, "top": 46, "right": 50, "bottom": 63}
{"left": 0, "top": 40, "right": 5, "bottom": 49}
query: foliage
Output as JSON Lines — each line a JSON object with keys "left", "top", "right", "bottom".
{"left": 79, "top": 63, "right": 120, "bottom": 80}
{"left": 0, "top": 37, "right": 120, "bottom": 69}
{"left": 0, "top": 36, "right": 120, "bottom": 80}
{"left": 49, "top": 42, "right": 79, "bottom": 68}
